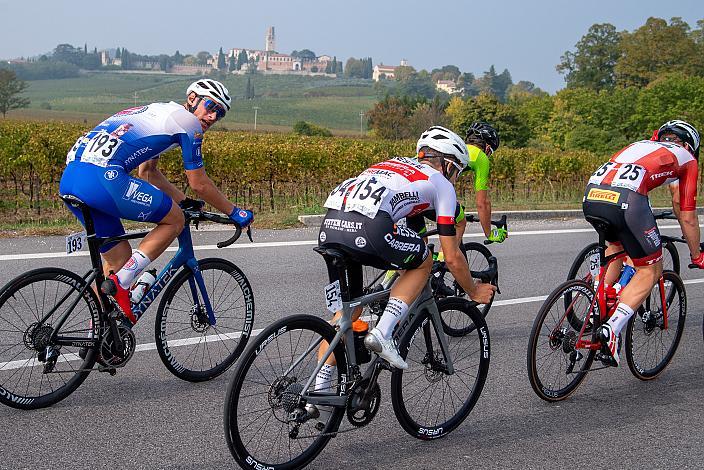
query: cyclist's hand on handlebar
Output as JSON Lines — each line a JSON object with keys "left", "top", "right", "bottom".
{"left": 487, "top": 227, "right": 508, "bottom": 244}
{"left": 689, "top": 252, "right": 704, "bottom": 269}
{"left": 229, "top": 206, "right": 254, "bottom": 227}
{"left": 469, "top": 282, "right": 497, "bottom": 304}
{"left": 178, "top": 197, "right": 205, "bottom": 211}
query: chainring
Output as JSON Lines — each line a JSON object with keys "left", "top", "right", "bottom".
{"left": 346, "top": 379, "right": 381, "bottom": 427}
{"left": 99, "top": 324, "right": 136, "bottom": 367}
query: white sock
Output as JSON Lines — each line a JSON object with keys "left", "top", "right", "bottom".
{"left": 315, "top": 363, "right": 336, "bottom": 392}
{"left": 116, "top": 250, "right": 151, "bottom": 289}
{"left": 376, "top": 297, "right": 409, "bottom": 339}
{"left": 607, "top": 303, "right": 635, "bottom": 336}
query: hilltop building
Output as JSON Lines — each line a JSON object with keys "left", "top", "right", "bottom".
{"left": 373, "top": 60, "right": 410, "bottom": 81}
{"left": 435, "top": 80, "right": 462, "bottom": 95}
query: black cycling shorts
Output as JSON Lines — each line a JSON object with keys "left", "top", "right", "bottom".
{"left": 318, "top": 209, "right": 429, "bottom": 297}
{"left": 582, "top": 184, "right": 662, "bottom": 266}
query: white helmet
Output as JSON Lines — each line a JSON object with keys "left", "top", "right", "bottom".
{"left": 186, "top": 79, "right": 232, "bottom": 111}
{"left": 416, "top": 126, "right": 469, "bottom": 168}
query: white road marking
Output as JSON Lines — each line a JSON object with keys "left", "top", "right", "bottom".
{"left": 3, "top": 277, "right": 703, "bottom": 372}
{"left": 0, "top": 224, "right": 696, "bottom": 261}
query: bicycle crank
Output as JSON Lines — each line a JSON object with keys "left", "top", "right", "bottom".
{"left": 346, "top": 378, "right": 381, "bottom": 427}
{"left": 99, "top": 324, "right": 136, "bottom": 368}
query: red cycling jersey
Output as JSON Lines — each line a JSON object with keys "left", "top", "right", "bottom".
{"left": 588, "top": 140, "right": 698, "bottom": 211}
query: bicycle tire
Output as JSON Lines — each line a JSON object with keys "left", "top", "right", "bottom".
{"left": 437, "top": 242, "right": 494, "bottom": 336}
{"left": 391, "top": 297, "right": 490, "bottom": 439}
{"left": 625, "top": 270, "right": 686, "bottom": 380}
{"left": 0, "top": 268, "right": 100, "bottom": 409}
{"left": 527, "top": 279, "right": 596, "bottom": 402}
{"left": 155, "top": 258, "right": 254, "bottom": 382}
{"left": 224, "top": 314, "right": 346, "bottom": 469}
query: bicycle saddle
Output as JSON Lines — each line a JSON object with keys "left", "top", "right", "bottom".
{"left": 584, "top": 215, "right": 614, "bottom": 235}
{"left": 59, "top": 194, "right": 88, "bottom": 209}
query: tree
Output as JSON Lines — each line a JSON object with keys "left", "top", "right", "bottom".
{"left": 366, "top": 96, "right": 415, "bottom": 139}
{"left": 394, "top": 65, "right": 416, "bottom": 82}
{"left": 217, "top": 47, "right": 226, "bottom": 69}
{"left": 172, "top": 50, "right": 182, "bottom": 64}
{"left": 557, "top": 24, "right": 621, "bottom": 90}
{"left": 236, "top": 50, "right": 248, "bottom": 70}
{"left": 228, "top": 53, "right": 236, "bottom": 72}
{"left": 291, "top": 49, "right": 316, "bottom": 61}
{"left": 615, "top": 17, "right": 702, "bottom": 87}
{"left": 158, "top": 54, "right": 171, "bottom": 72}
{"left": 0, "top": 69, "right": 30, "bottom": 117}
{"left": 53, "top": 44, "right": 81, "bottom": 66}
{"left": 431, "top": 65, "right": 461, "bottom": 83}
{"left": 344, "top": 57, "right": 364, "bottom": 78}
{"left": 446, "top": 93, "right": 530, "bottom": 147}
{"left": 196, "top": 51, "right": 211, "bottom": 66}
{"left": 477, "top": 65, "right": 514, "bottom": 100}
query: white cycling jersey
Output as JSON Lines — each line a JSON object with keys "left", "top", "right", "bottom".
{"left": 324, "top": 157, "right": 458, "bottom": 236}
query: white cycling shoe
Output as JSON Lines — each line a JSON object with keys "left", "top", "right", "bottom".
{"left": 364, "top": 328, "right": 408, "bottom": 369}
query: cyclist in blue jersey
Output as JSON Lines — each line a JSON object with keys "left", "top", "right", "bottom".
{"left": 59, "top": 79, "right": 253, "bottom": 324}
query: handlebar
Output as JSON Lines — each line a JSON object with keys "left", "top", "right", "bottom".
{"left": 182, "top": 205, "right": 253, "bottom": 248}
{"left": 466, "top": 214, "right": 508, "bottom": 245}
{"left": 654, "top": 210, "right": 677, "bottom": 220}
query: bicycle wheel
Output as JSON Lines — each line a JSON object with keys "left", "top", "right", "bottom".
{"left": 391, "top": 297, "right": 490, "bottom": 439}
{"left": 625, "top": 270, "right": 686, "bottom": 380}
{"left": 527, "top": 280, "right": 596, "bottom": 402}
{"left": 224, "top": 314, "right": 346, "bottom": 470}
{"left": 0, "top": 268, "right": 100, "bottom": 409}
{"left": 155, "top": 258, "right": 254, "bottom": 382}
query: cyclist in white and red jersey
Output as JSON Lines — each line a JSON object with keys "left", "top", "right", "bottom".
{"left": 318, "top": 126, "right": 496, "bottom": 370}
{"left": 583, "top": 119, "right": 702, "bottom": 365}
{"left": 59, "top": 79, "right": 253, "bottom": 325}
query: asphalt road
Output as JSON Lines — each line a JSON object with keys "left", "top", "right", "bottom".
{"left": 0, "top": 218, "right": 702, "bottom": 469}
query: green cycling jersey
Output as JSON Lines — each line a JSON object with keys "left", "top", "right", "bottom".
{"left": 460, "top": 144, "right": 491, "bottom": 191}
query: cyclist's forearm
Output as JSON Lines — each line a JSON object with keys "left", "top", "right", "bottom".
{"left": 678, "top": 210, "right": 701, "bottom": 257}
{"left": 191, "top": 179, "right": 235, "bottom": 215}
{"left": 476, "top": 196, "right": 492, "bottom": 237}
{"left": 446, "top": 257, "right": 476, "bottom": 295}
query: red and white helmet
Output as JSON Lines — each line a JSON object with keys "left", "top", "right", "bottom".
{"left": 186, "top": 79, "right": 231, "bottom": 111}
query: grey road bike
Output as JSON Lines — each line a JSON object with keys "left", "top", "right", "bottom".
{"left": 224, "top": 229, "right": 495, "bottom": 469}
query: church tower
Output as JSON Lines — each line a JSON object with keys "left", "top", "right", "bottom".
{"left": 266, "top": 27, "right": 275, "bottom": 52}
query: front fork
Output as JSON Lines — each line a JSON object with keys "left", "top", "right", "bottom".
{"left": 185, "top": 259, "right": 217, "bottom": 326}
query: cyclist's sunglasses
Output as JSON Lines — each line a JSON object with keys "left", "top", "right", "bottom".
{"left": 201, "top": 98, "right": 226, "bottom": 120}
{"left": 444, "top": 158, "right": 464, "bottom": 177}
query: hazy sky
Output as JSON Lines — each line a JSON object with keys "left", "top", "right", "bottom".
{"left": 1, "top": 0, "right": 702, "bottom": 92}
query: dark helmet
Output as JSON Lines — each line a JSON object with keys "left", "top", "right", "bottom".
{"left": 656, "top": 120, "right": 700, "bottom": 159}
{"left": 465, "top": 122, "right": 500, "bottom": 154}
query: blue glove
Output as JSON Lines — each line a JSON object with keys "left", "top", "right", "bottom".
{"left": 229, "top": 207, "right": 254, "bottom": 227}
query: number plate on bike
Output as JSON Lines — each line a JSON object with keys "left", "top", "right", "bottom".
{"left": 324, "top": 280, "right": 343, "bottom": 313}
{"left": 65, "top": 231, "right": 87, "bottom": 254}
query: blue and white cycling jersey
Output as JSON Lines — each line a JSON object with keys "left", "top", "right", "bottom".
{"left": 65, "top": 102, "right": 204, "bottom": 172}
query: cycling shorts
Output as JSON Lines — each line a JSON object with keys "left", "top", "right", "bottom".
{"left": 582, "top": 184, "right": 662, "bottom": 266}
{"left": 59, "top": 162, "right": 173, "bottom": 252}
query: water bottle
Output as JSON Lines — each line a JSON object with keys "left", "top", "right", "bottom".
{"left": 130, "top": 269, "right": 157, "bottom": 304}
{"left": 613, "top": 265, "right": 636, "bottom": 293}
{"left": 352, "top": 319, "right": 371, "bottom": 364}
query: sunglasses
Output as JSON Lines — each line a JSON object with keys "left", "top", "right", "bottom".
{"left": 444, "top": 158, "right": 464, "bottom": 177}
{"left": 202, "top": 98, "right": 226, "bottom": 120}
{"left": 660, "top": 135, "right": 683, "bottom": 144}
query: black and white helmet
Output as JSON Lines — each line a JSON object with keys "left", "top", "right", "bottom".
{"left": 657, "top": 120, "right": 700, "bottom": 157}
{"left": 186, "top": 79, "right": 232, "bottom": 111}
{"left": 416, "top": 126, "right": 469, "bottom": 168}
{"left": 465, "top": 121, "right": 500, "bottom": 154}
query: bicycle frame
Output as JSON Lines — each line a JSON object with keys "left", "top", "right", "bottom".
{"left": 293, "top": 281, "right": 454, "bottom": 409}
{"left": 567, "top": 248, "right": 669, "bottom": 352}
{"left": 46, "top": 205, "right": 217, "bottom": 350}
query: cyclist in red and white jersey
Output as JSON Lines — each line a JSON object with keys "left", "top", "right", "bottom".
{"left": 583, "top": 120, "right": 702, "bottom": 365}
{"left": 318, "top": 126, "right": 496, "bottom": 369}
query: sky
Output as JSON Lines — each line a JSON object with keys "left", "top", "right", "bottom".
{"left": 1, "top": 0, "right": 702, "bottom": 93}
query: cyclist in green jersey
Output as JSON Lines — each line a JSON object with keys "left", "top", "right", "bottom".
{"left": 456, "top": 121, "right": 507, "bottom": 243}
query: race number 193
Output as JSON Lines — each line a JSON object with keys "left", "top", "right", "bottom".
{"left": 65, "top": 231, "right": 87, "bottom": 254}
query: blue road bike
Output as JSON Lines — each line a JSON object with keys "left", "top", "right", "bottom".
{"left": 0, "top": 196, "right": 254, "bottom": 409}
